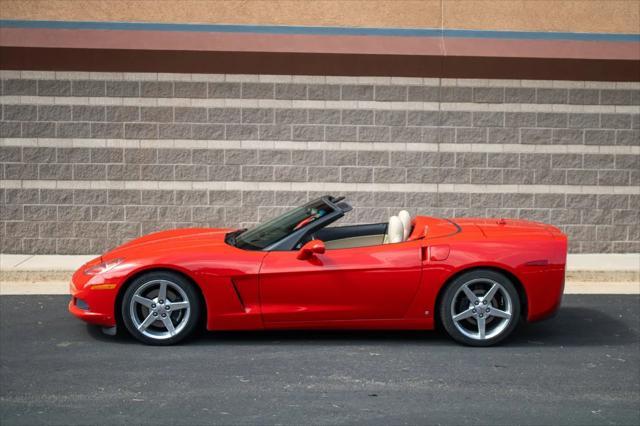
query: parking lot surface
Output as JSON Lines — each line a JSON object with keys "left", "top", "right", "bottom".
{"left": 1, "top": 295, "right": 638, "bottom": 425}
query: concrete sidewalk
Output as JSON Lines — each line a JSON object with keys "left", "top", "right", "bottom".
{"left": 1, "top": 253, "right": 638, "bottom": 295}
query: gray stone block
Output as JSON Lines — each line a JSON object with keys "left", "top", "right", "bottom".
{"left": 241, "top": 165, "right": 274, "bottom": 181}
{"left": 275, "top": 191, "right": 307, "bottom": 206}
{"left": 389, "top": 152, "right": 422, "bottom": 168}
{"left": 225, "top": 149, "right": 256, "bottom": 165}
{"left": 274, "top": 165, "right": 307, "bottom": 181}
{"left": 39, "top": 105, "right": 72, "bottom": 121}
{"left": 582, "top": 209, "right": 612, "bottom": 225}
{"left": 74, "top": 189, "right": 108, "bottom": 205}
{"left": 157, "top": 123, "right": 190, "bottom": 139}
{"left": 208, "top": 82, "right": 241, "bottom": 98}
{"left": 73, "top": 105, "right": 105, "bottom": 122}
{"left": 521, "top": 128, "right": 551, "bottom": 144}
{"left": 276, "top": 108, "right": 307, "bottom": 124}
{"left": 275, "top": 84, "right": 307, "bottom": 100}
{"left": 158, "top": 206, "right": 191, "bottom": 222}
{"left": 38, "top": 80, "right": 71, "bottom": 96}
{"left": 569, "top": 89, "right": 599, "bottom": 105}
{"left": 471, "top": 168, "right": 502, "bottom": 184}
{"left": 505, "top": 112, "right": 536, "bottom": 128}
{"left": 612, "top": 210, "right": 639, "bottom": 225}
{"left": 192, "top": 149, "right": 224, "bottom": 165}
{"left": 242, "top": 108, "right": 274, "bottom": 124}
{"left": 106, "top": 106, "right": 139, "bottom": 122}
{"left": 57, "top": 122, "right": 91, "bottom": 138}
{"left": 158, "top": 148, "right": 191, "bottom": 164}
{"left": 73, "top": 164, "right": 107, "bottom": 180}
{"left": 23, "top": 147, "right": 56, "bottom": 163}
{"left": 341, "top": 167, "right": 372, "bottom": 183}
{"left": 456, "top": 128, "right": 487, "bottom": 144}
{"left": 39, "top": 163, "right": 73, "bottom": 180}
{"left": 292, "top": 150, "right": 324, "bottom": 165}
{"left": 105, "top": 80, "right": 139, "bottom": 97}
{"left": 584, "top": 154, "right": 614, "bottom": 169}
{"left": 551, "top": 153, "right": 583, "bottom": 169}
{"left": 292, "top": 125, "right": 324, "bottom": 141}
{"left": 23, "top": 122, "right": 56, "bottom": 138}
{"left": 258, "top": 149, "right": 291, "bottom": 165}
{"left": 374, "top": 85, "right": 407, "bottom": 102}
{"left": 176, "top": 190, "right": 208, "bottom": 205}
{"left": 441, "top": 111, "right": 472, "bottom": 127}
{"left": 192, "top": 124, "right": 224, "bottom": 139}
{"left": 139, "top": 164, "right": 172, "bottom": 180}
{"left": 24, "top": 205, "right": 57, "bottom": 221}
{"left": 91, "top": 123, "right": 124, "bottom": 138}
{"left": 440, "top": 87, "right": 472, "bottom": 102}
{"left": 375, "top": 110, "right": 406, "bottom": 126}
{"left": 374, "top": 167, "right": 406, "bottom": 183}
{"left": 5, "top": 164, "right": 38, "bottom": 179}
{"left": 172, "top": 107, "right": 205, "bottom": 123}
{"left": 108, "top": 164, "right": 138, "bottom": 180}
{"left": 503, "top": 193, "right": 534, "bottom": 208}
{"left": 0, "top": 146, "right": 21, "bottom": 162}
{"left": 537, "top": 88, "right": 567, "bottom": 104}
{"left": 342, "top": 110, "right": 373, "bottom": 125}
{"left": 600, "top": 90, "right": 633, "bottom": 105}
{"left": 487, "top": 127, "right": 517, "bottom": 144}
{"left": 535, "top": 194, "right": 565, "bottom": 208}
{"left": 24, "top": 238, "right": 56, "bottom": 254}
{"left": 391, "top": 127, "right": 421, "bottom": 143}
{"left": 407, "top": 86, "right": 439, "bottom": 102}
{"left": 208, "top": 165, "right": 240, "bottom": 181}
{"left": 3, "top": 79, "right": 37, "bottom": 95}
{"left": 141, "top": 106, "right": 173, "bottom": 122}
{"left": 375, "top": 192, "right": 405, "bottom": 207}
{"left": 473, "top": 87, "right": 504, "bottom": 103}
{"left": 174, "top": 82, "right": 207, "bottom": 98}
{"left": 0, "top": 122, "right": 22, "bottom": 137}
{"left": 141, "top": 81, "right": 173, "bottom": 97}
{"left": 40, "top": 189, "right": 73, "bottom": 204}
{"left": 534, "top": 169, "right": 567, "bottom": 184}
{"left": 58, "top": 205, "right": 91, "bottom": 221}
{"left": 325, "top": 125, "right": 357, "bottom": 141}
{"left": 341, "top": 85, "right": 373, "bottom": 101}
{"left": 568, "top": 113, "right": 599, "bottom": 129}
{"left": 4, "top": 104, "right": 37, "bottom": 121}
{"left": 357, "top": 151, "right": 389, "bottom": 167}
{"left": 406, "top": 168, "right": 440, "bottom": 183}
{"left": 242, "top": 190, "right": 275, "bottom": 206}
{"left": 615, "top": 130, "right": 639, "bottom": 145}
{"left": 209, "top": 190, "right": 242, "bottom": 206}
{"left": 552, "top": 129, "right": 583, "bottom": 145}
{"left": 107, "top": 222, "right": 141, "bottom": 239}
{"left": 537, "top": 113, "right": 567, "bottom": 128}
{"left": 358, "top": 126, "right": 389, "bottom": 142}
{"left": 308, "top": 109, "right": 340, "bottom": 124}
{"left": 616, "top": 154, "right": 639, "bottom": 170}
{"left": 241, "top": 83, "right": 274, "bottom": 99}
{"left": 407, "top": 110, "right": 439, "bottom": 126}
{"left": 175, "top": 165, "right": 208, "bottom": 181}
{"left": 505, "top": 88, "right": 535, "bottom": 103}
{"left": 456, "top": 152, "right": 487, "bottom": 168}
{"left": 522, "top": 153, "right": 551, "bottom": 169}
{"left": 550, "top": 209, "right": 581, "bottom": 224}
{"left": 597, "top": 194, "right": 629, "bottom": 210}
{"left": 107, "top": 189, "right": 141, "bottom": 205}
{"left": 225, "top": 124, "right": 258, "bottom": 140}
{"left": 209, "top": 107, "right": 241, "bottom": 123}
{"left": 598, "top": 170, "right": 629, "bottom": 185}
{"left": 141, "top": 190, "right": 172, "bottom": 205}
{"left": 125, "top": 123, "right": 158, "bottom": 139}
{"left": 601, "top": 114, "right": 631, "bottom": 129}
{"left": 324, "top": 151, "right": 358, "bottom": 166}
{"left": 91, "top": 148, "right": 123, "bottom": 163}
{"left": 72, "top": 80, "right": 105, "bottom": 97}
{"left": 307, "top": 84, "right": 340, "bottom": 100}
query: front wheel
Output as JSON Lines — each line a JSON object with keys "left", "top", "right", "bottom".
{"left": 121, "top": 271, "right": 201, "bottom": 345}
{"left": 439, "top": 269, "right": 521, "bottom": 347}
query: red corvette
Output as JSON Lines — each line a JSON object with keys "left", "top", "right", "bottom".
{"left": 69, "top": 195, "right": 567, "bottom": 346}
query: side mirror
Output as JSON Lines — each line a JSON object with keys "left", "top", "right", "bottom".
{"left": 297, "top": 239, "right": 326, "bottom": 260}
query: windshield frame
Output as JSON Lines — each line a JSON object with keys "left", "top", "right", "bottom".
{"left": 230, "top": 195, "right": 346, "bottom": 251}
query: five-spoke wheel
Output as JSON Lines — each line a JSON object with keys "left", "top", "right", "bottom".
{"left": 121, "top": 271, "right": 201, "bottom": 345}
{"left": 440, "top": 269, "right": 520, "bottom": 346}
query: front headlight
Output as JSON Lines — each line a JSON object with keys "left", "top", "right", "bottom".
{"left": 83, "top": 258, "right": 124, "bottom": 276}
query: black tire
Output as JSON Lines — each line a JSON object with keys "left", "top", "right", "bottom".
{"left": 439, "top": 269, "right": 521, "bottom": 347}
{"left": 121, "top": 271, "right": 202, "bottom": 345}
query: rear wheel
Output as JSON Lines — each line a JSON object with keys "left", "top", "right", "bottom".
{"left": 439, "top": 269, "right": 521, "bottom": 347}
{"left": 121, "top": 271, "right": 201, "bottom": 345}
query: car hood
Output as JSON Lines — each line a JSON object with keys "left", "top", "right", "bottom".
{"left": 104, "top": 227, "right": 235, "bottom": 258}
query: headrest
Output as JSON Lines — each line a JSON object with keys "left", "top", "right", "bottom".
{"left": 398, "top": 210, "right": 411, "bottom": 241}
{"left": 387, "top": 216, "right": 404, "bottom": 244}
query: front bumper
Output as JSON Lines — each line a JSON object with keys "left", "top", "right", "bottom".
{"left": 68, "top": 265, "right": 118, "bottom": 327}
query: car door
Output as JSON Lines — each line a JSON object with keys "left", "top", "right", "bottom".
{"left": 258, "top": 240, "right": 424, "bottom": 324}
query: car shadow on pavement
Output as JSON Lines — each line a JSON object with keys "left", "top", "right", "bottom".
{"left": 87, "top": 306, "right": 637, "bottom": 348}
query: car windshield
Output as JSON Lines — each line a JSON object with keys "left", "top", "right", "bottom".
{"left": 233, "top": 198, "right": 333, "bottom": 250}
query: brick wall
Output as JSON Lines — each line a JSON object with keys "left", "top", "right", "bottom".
{"left": 1, "top": 71, "right": 638, "bottom": 254}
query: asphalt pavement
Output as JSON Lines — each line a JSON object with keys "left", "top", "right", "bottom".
{"left": 0, "top": 295, "right": 638, "bottom": 426}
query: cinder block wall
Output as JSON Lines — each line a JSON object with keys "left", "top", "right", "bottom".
{"left": 1, "top": 71, "right": 638, "bottom": 254}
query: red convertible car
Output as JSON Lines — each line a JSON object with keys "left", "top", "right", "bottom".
{"left": 69, "top": 195, "right": 567, "bottom": 346}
